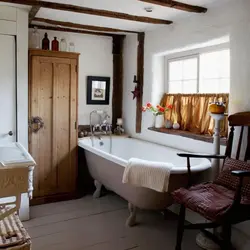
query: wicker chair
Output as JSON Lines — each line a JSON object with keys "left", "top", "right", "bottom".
{"left": 172, "top": 112, "right": 250, "bottom": 250}
{"left": 0, "top": 167, "right": 31, "bottom": 249}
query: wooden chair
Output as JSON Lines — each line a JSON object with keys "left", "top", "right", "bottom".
{"left": 172, "top": 112, "right": 250, "bottom": 250}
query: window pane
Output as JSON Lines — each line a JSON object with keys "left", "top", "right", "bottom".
{"left": 200, "top": 49, "right": 230, "bottom": 93}
{"left": 218, "top": 51, "right": 230, "bottom": 78}
{"left": 169, "top": 81, "right": 182, "bottom": 93}
{"left": 199, "top": 79, "right": 220, "bottom": 93}
{"left": 182, "top": 80, "right": 197, "bottom": 93}
{"left": 169, "top": 61, "right": 182, "bottom": 81}
{"left": 168, "top": 56, "right": 198, "bottom": 93}
{"left": 183, "top": 58, "right": 198, "bottom": 80}
{"left": 200, "top": 51, "right": 220, "bottom": 78}
{"left": 218, "top": 79, "right": 230, "bottom": 93}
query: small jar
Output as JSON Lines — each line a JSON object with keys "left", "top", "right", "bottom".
{"left": 60, "top": 38, "right": 67, "bottom": 51}
{"left": 69, "top": 42, "right": 75, "bottom": 52}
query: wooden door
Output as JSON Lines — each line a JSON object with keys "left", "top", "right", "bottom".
{"left": 29, "top": 53, "right": 78, "bottom": 202}
{"left": 0, "top": 35, "right": 16, "bottom": 143}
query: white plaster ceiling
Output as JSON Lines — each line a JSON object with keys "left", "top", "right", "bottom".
{"left": 32, "top": 0, "right": 231, "bottom": 32}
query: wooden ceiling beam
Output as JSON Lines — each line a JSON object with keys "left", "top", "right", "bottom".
{"left": 0, "top": 0, "right": 172, "bottom": 25}
{"left": 29, "top": 24, "right": 115, "bottom": 37}
{"left": 28, "top": 0, "right": 40, "bottom": 23}
{"left": 33, "top": 17, "right": 139, "bottom": 34}
{"left": 138, "top": 0, "right": 207, "bottom": 13}
{"left": 29, "top": 6, "right": 40, "bottom": 23}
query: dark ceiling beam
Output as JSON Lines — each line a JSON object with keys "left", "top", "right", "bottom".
{"left": 33, "top": 17, "right": 139, "bottom": 34}
{"left": 28, "top": 0, "right": 40, "bottom": 23}
{"left": 138, "top": 0, "right": 207, "bottom": 13}
{"left": 0, "top": 0, "right": 173, "bottom": 25}
{"left": 29, "top": 24, "right": 115, "bottom": 37}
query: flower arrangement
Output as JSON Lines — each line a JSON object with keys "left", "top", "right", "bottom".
{"left": 142, "top": 103, "right": 173, "bottom": 116}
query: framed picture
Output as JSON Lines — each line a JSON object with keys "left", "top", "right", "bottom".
{"left": 87, "top": 76, "right": 110, "bottom": 105}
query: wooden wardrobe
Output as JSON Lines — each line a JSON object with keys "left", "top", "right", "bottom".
{"left": 28, "top": 49, "right": 79, "bottom": 205}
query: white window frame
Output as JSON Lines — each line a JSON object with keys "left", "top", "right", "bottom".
{"left": 165, "top": 43, "right": 230, "bottom": 94}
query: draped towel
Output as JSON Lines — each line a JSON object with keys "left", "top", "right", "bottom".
{"left": 122, "top": 158, "right": 174, "bottom": 193}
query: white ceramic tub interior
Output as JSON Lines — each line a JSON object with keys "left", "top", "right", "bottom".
{"left": 78, "top": 136, "right": 211, "bottom": 174}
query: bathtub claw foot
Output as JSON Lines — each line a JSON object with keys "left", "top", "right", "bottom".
{"left": 93, "top": 180, "right": 102, "bottom": 198}
{"left": 126, "top": 203, "right": 137, "bottom": 227}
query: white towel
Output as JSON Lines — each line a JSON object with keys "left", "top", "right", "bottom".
{"left": 122, "top": 158, "right": 174, "bottom": 193}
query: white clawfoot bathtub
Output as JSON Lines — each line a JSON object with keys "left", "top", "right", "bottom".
{"left": 78, "top": 136, "right": 211, "bottom": 226}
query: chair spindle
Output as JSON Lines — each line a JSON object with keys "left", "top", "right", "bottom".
{"left": 225, "top": 126, "right": 235, "bottom": 159}
{"left": 236, "top": 126, "right": 244, "bottom": 160}
{"left": 244, "top": 126, "right": 250, "bottom": 161}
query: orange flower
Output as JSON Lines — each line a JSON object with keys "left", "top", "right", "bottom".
{"left": 146, "top": 102, "right": 152, "bottom": 108}
{"left": 156, "top": 105, "right": 160, "bottom": 109}
{"left": 141, "top": 106, "right": 147, "bottom": 112}
{"left": 167, "top": 104, "right": 173, "bottom": 109}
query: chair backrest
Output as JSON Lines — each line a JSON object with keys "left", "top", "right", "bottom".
{"left": 225, "top": 112, "right": 250, "bottom": 161}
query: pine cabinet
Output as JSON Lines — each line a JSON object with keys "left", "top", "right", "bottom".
{"left": 28, "top": 49, "right": 79, "bottom": 204}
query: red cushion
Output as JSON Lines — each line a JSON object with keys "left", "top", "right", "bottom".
{"left": 214, "top": 158, "right": 250, "bottom": 196}
{"left": 172, "top": 183, "right": 235, "bottom": 222}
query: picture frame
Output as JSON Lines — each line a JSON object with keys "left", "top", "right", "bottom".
{"left": 87, "top": 76, "right": 110, "bottom": 105}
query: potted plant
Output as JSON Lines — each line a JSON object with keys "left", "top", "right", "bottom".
{"left": 142, "top": 103, "right": 173, "bottom": 128}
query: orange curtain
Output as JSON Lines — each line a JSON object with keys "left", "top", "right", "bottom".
{"left": 160, "top": 93, "right": 229, "bottom": 137}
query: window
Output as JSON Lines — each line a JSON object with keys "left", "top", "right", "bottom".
{"left": 167, "top": 49, "right": 230, "bottom": 94}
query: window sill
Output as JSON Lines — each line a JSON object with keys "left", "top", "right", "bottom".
{"left": 148, "top": 127, "right": 227, "bottom": 146}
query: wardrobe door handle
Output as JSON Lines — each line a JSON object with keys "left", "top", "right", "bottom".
{"left": 8, "top": 131, "right": 13, "bottom": 136}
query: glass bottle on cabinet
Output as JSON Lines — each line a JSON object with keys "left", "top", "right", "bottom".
{"left": 30, "top": 27, "right": 40, "bottom": 49}
{"left": 52, "top": 37, "right": 59, "bottom": 51}
{"left": 69, "top": 42, "right": 75, "bottom": 52}
{"left": 42, "top": 33, "right": 50, "bottom": 50}
{"left": 60, "top": 38, "right": 67, "bottom": 51}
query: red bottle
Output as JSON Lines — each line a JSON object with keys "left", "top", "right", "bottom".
{"left": 42, "top": 33, "right": 50, "bottom": 50}
{"left": 52, "top": 37, "right": 59, "bottom": 51}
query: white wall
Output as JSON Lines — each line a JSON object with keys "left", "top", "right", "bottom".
{"left": 29, "top": 29, "right": 113, "bottom": 125}
{"left": 123, "top": 0, "right": 250, "bottom": 248}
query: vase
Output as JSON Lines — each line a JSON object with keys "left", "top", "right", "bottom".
{"left": 155, "top": 115, "right": 164, "bottom": 128}
{"left": 165, "top": 119, "right": 173, "bottom": 129}
{"left": 173, "top": 122, "right": 180, "bottom": 130}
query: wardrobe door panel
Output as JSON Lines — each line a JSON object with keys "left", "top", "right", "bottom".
{"left": 54, "top": 62, "right": 71, "bottom": 193}
{"left": 30, "top": 56, "right": 56, "bottom": 198}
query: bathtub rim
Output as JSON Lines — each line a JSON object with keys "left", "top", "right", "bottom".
{"left": 78, "top": 137, "right": 211, "bottom": 174}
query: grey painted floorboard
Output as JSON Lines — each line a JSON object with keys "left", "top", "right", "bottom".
{"left": 24, "top": 194, "right": 201, "bottom": 250}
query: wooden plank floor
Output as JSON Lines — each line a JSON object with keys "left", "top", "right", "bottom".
{"left": 24, "top": 194, "right": 201, "bottom": 250}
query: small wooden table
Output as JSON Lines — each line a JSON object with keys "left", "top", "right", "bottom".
{"left": 0, "top": 143, "right": 35, "bottom": 249}
{"left": 0, "top": 142, "right": 36, "bottom": 221}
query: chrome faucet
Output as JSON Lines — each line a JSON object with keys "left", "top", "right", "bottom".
{"left": 90, "top": 110, "right": 112, "bottom": 151}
